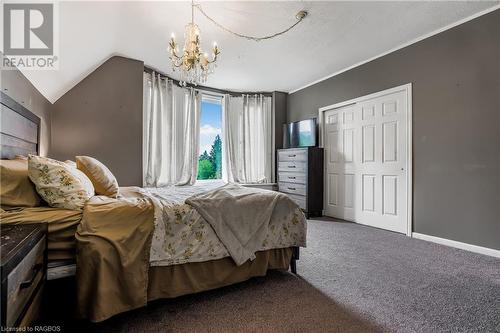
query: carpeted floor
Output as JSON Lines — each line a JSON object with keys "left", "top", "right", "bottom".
{"left": 81, "top": 219, "right": 500, "bottom": 333}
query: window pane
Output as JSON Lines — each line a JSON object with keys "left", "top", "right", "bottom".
{"left": 198, "top": 99, "right": 222, "bottom": 180}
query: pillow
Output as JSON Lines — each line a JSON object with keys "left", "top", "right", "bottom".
{"left": 64, "top": 160, "right": 77, "bottom": 168}
{"left": 0, "top": 158, "right": 42, "bottom": 207}
{"left": 76, "top": 156, "right": 119, "bottom": 198}
{"left": 28, "top": 155, "right": 95, "bottom": 210}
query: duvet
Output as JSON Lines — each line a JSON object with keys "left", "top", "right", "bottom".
{"left": 76, "top": 183, "right": 307, "bottom": 322}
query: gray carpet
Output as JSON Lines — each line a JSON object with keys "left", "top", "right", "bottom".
{"left": 85, "top": 219, "right": 500, "bottom": 333}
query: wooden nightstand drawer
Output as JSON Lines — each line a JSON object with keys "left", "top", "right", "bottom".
{"left": 1, "top": 224, "right": 47, "bottom": 328}
{"left": 18, "top": 284, "right": 44, "bottom": 328}
{"left": 6, "top": 237, "right": 45, "bottom": 327}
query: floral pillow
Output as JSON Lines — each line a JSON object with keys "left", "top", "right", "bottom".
{"left": 28, "top": 155, "right": 95, "bottom": 210}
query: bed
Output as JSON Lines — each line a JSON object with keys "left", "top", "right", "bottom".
{"left": 0, "top": 91, "right": 307, "bottom": 322}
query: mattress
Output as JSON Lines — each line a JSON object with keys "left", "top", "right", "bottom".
{"left": 0, "top": 206, "right": 82, "bottom": 261}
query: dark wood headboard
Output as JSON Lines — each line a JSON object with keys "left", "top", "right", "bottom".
{"left": 0, "top": 91, "right": 41, "bottom": 159}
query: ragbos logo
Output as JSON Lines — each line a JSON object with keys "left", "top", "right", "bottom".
{"left": 2, "top": 2, "right": 58, "bottom": 70}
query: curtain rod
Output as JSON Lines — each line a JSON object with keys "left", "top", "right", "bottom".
{"left": 143, "top": 65, "right": 274, "bottom": 97}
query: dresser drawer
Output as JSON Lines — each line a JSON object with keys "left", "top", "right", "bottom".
{"left": 279, "top": 182, "right": 306, "bottom": 196}
{"left": 278, "top": 172, "right": 307, "bottom": 184}
{"left": 278, "top": 149, "right": 308, "bottom": 162}
{"left": 6, "top": 237, "right": 45, "bottom": 326}
{"left": 287, "top": 193, "right": 307, "bottom": 210}
{"left": 278, "top": 161, "right": 307, "bottom": 173}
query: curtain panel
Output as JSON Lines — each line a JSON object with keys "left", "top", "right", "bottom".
{"left": 223, "top": 94, "right": 273, "bottom": 184}
{"left": 143, "top": 72, "right": 201, "bottom": 186}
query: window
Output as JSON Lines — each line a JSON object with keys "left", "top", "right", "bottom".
{"left": 198, "top": 96, "right": 223, "bottom": 180}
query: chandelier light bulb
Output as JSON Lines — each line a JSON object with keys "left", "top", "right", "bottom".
{"left": 171, "top": 32, "right": 175, "bottom": 39}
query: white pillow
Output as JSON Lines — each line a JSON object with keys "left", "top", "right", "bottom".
{"left": 64, "top": 160, "right": 77, "bottom": 168}
{"left": 28, "top": 155, "right": 94, "bottom": 210}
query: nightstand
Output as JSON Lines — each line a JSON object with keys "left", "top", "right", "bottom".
{"left": 1, "top": 224, "right": 47, "bottom": 328}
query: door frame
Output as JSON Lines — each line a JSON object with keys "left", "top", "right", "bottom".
{"left": 318, "top": 83, "right": 413, "bottom": 236}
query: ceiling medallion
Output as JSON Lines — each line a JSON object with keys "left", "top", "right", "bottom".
{"left": 168, "top": 1, "right": 308, "bottom": 86}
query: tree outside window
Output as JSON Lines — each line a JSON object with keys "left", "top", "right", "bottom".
{"left": 197, "top": 99, "right": 222, "bottom": 180}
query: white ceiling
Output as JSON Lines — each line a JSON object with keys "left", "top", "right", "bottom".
{"left": 13, "top": 1, "right": 500, "bottom": 103}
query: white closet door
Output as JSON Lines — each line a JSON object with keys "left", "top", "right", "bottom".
{"left": 324, "top": 104, "right": 357, "bottom": 221}
{"left": 323, "top": 88, "right": 408, "bottom": 234}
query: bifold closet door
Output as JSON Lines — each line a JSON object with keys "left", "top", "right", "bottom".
{"left": 323, "top": 89, "right": 408, "bottom": 234}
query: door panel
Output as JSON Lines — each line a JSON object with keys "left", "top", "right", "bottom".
{"left": 343, "top": 129, "right": 354, "bottom": 162}
{"left": 362, "top": 174, "right": 375, "bottom": 212}
{"left": 382, "top": 121, "right": 398, "bottom": 162}
{"left": 344, "top": 174, "right": 355, "bottom": 209}
{"left": 362, "top": 125, "right": 375, "bottom": 163}
{"left": 328, "top": 174, "right": 338, "bottom": 206}
{"left": 323, "top": 88, "right": 408, "bottom": 234}
{"left": 382, "top": 175, "right": 398, "bottom": 216}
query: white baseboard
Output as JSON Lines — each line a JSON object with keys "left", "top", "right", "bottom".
{"left": 412, "top": 233, "right": 500, "bottom": 259}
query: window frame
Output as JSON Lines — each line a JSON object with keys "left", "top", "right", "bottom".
{"left": 198, "top": 93, "right": 224, "bottom": 181}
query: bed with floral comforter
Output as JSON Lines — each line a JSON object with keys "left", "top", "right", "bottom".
{"left": 76, "top": 181, "right": 307, "bottom": 322}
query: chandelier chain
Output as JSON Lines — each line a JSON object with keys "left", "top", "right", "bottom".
{"left": 194, "top": 4, "right": 307, "bottom": 42}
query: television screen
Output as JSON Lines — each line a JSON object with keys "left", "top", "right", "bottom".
{"left": 288, "top": 118, "right": 317, "bottom": 148}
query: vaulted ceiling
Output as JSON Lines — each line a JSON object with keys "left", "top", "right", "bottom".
{"left": 13, "top": 1, "right": 500, "bottom": 103}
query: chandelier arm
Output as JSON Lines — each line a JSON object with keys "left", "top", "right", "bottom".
{"left": 169, "top": 55, "right": 184, "bottom": 67}
{"left": 206, "top": 53, "right": 219, "bottom": 64}
{"left": 170, "top": 51, "right": 183, "bottom": 60}
{"left": 172, "top": 63, "right": 184, "bottom": 68}
{"left": 194, "top": 4, "right": 307, "bottom": 41}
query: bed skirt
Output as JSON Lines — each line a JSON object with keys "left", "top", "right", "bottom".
{"left": 147, "top": 248, "right": 293, "bottom": 301}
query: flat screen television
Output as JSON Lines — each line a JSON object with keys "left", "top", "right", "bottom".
{"left": 287, "top": 118, "right": 317, "bottom": 148}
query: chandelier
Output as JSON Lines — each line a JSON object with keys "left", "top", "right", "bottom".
{"left": 168, "top": 1, "right": 308, "bottom": 86}
{"left": 168, "top": 0, "right": 219, "bottom": 86}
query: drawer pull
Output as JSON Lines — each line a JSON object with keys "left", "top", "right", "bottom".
{"left": 288, "top": 154, "right": 296, "bottom": 157}
{"left": 288, "top": 187, "right": 296, "bottom": 190}
{"left": 288, "top": 176, "right": 296, "bottom": 179}
{"left": 20, "top": 263, "right": 43, "bottom": 289}
{"left": 287, "top": 165, "right": 296, "bottom": 168}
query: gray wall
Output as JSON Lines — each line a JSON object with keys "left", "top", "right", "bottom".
{"left": 51, "top": 56, "right": 144, "bottom": 186}
{"left": 1, "top": 65, "right": 52, "bottom": 156}
{"left": 287, "top": 10, "right": 500, "bottom": 250}
{"left": 273, "top": 91, "right": 287, "bottom": 150}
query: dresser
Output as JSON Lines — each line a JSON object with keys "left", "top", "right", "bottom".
{"left": 277, "top": 147, "right": 324, "bottom": 218}
{"left": 1, "top": 224, "right": 47, "bottom": 328}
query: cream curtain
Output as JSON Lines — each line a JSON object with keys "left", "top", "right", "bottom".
{"left": 143, "top": 72, "right": 201, "bottom": 186}
{"left": 223, "top": 94, "right": 273, "bottom": 183}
